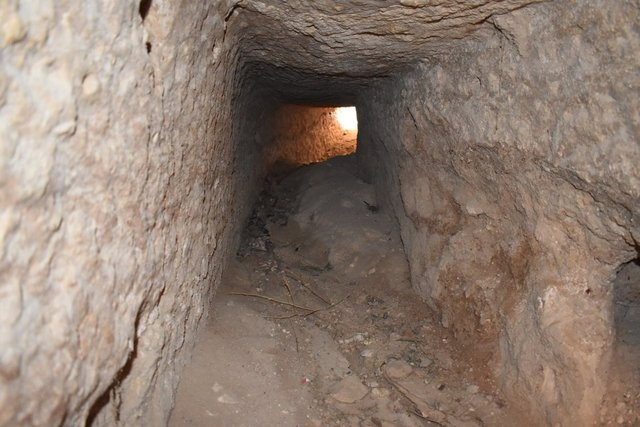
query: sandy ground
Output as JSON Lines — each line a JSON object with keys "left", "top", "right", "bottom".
{"left": 168, "top": 157, "right": 639, "bottom": 426}
{"left": 600, "top": 260, "right": 640, "bottom": 425}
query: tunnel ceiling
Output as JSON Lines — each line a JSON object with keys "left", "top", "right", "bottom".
{"left": 233, "top": 0, "right": 541, "bottom": 73}
{"left": 244, "top": 62, "right": 388, "bottom": 105}
{"left": 229, "top": 0, "right": 542, "bottom": 102}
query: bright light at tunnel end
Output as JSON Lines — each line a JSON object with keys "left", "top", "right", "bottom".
{"left": 335, "top": 107, "right": 358, "bottom": 131}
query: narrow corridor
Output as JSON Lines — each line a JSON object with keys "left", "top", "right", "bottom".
{"left": 170, "top": 158, "right": 524, "bottom": 426}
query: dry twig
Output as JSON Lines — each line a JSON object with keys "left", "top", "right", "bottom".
{"left": 284, "top": 270, "right": 331, "bottom": 305}
{"left": 269, "top": 293, "right": 352, "bottom": 320}
{"left": 397, "top": 338, "right": 424, "bottom": 344}
{"left": 281, "top": 276, "right": 295, "bottom": 304}
{"left": 382, "top": 372, "right": 446, "bottom": 425}
{"left": 228, "top": 292, "right": 315, "bottom": 311}
{"left": 291, "top": 321, "right": 300, "bottom": 353}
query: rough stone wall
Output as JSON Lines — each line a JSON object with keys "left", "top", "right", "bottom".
{"left": 0, "top": 1, "right": 273, "bottom": 425}
{"left": 2, "top": 0, "right": 638, "bottom": 425}
{"left": 270, "top": 105, "right": 357, "bottom": 168}
{"left": 236, "top": 0, "right": 543, "bottom": 77}
{"left": 357, "top": 1, "right": 639, "bottom": 424}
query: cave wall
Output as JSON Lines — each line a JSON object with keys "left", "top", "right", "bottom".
{"left": 357, "top": 1, "right": 639, "bottom": 424}
{"left": 270, "top": 105, "right": 356, "bottom": 168}
{"left": 0, "top": 1, "right": 274, "bottom": 425}
{"left": 1, "top": 0, "right": 638, "bottom": 425}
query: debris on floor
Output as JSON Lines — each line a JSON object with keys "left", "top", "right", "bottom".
{"left": 169, "top": 157, "right": 525, "bottom": 426}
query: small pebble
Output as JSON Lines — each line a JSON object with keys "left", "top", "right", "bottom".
{"left": 419, "top": 357, "right": 433, "bottom": 368}
{"left": 331, "top": 376, "right": 369, "bottom": 403}
{"left": 372, "top": 387, "right": 390, "bottom": 398}
{"left": 466, "top": 384, "right": 480, "bottom": 394}
{"left": 217, "top": 394, "right": 238, "bottom": 404}
{"left": 385, "top": 359, "right": 413, "bottom": 379}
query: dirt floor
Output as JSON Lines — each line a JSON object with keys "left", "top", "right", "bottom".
{"left": 168, "top": 157, "right": 639, "bottom": 426}
{"left": 600, "top": 260, "right": 640, "bottom": 426}
{"left": 169, "top": 157, "right": 522, "bottom": 426}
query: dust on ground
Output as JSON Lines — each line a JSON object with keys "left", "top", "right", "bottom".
{"left": 600, "top": 260, "right": 640, "bottom": 426}
{"left": 168, "top": 157, "right": 539, "bottom": 426}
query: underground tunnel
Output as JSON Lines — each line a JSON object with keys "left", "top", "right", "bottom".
{"left": 0, "top": 0, "right": 639, "bottom": 426}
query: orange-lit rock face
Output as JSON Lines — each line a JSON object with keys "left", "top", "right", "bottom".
{"left": 271, "top": 105, "right": 357, "bottom": 168}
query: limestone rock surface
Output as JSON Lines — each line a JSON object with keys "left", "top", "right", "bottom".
{"left": 0, "top": 0, "right": 637, "bottom": 426}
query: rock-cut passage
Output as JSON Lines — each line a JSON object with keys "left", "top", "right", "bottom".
{"left": 603, "top": 259, "right": 640, "bottom": 420}
{"left": 270, "top": 105, "right": 358, "bottom": 170}
{"left": 0, "top": 1, "right": 638, "bottom": 427}
{"left": 170, "top": 157, "right": 528, "bottom": 426}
